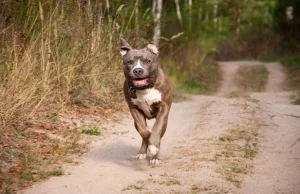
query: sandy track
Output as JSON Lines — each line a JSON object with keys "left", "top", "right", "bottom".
{"left": 21, "top": 61, "right": 300, "bottom": 194}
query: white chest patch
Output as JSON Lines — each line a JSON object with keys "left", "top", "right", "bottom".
{"left": 131, "top": 88, "right": 162, "bottom": 117}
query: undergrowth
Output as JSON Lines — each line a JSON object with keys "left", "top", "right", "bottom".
{"left": 164, "top": 51, "right": 220, "bottom": 96}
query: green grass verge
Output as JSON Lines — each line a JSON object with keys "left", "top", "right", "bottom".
{"left": 280, "top": 56, "right": 300, "bottom": 90}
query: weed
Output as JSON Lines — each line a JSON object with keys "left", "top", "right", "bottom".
{"left": 230, "top": 166, "right": 244, "bottom": 173}
{"left": 178, "top": 80, "right": 203, "bottom": 94}
{"left": 81, "top": 127, "right": 100, "bottom": 136}
{"left": 191, "top": 184, "right": 199, "bottom": 191}
{"left": 164, "top": 54, "right": 220, "bottom": 95}
{"left": 225, "top": 174, "right": 241, "bottom": 188}
{"left": 3, "top": 187, "right": 13, "bottom": 194}
{"left": 244, "top": 143, "right": 257, "bottom": 159}
{"left": 40, "top": 170, "right": 63, "bottom": 179}
{"left": 122, "top": 184, "right": 144, "bottom": 191}
{"left": 219, "top": 136, "right": 225, "bottom": 141}
{"left": 221, "top": 150, "right": 236, "bottom": 158}
{"left": 160, "top": 178, "right": 181, "bottom": 186}
{"left": 292, "top": 98, "right": 300, "bottom": 105}
{"left": 218, "top": 124, "right": 259, "bottom": 187}
{"left": 8, "top": 148, "right": 23, "bottom": 157}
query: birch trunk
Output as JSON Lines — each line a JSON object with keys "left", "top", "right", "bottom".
{"left": 152, "top": 0, "right": 162, "bottom": 46}
{"left": 198, "top": 0, "right": 202, "bottom": 21}
{"left": 174, "top": 0, "right": 183, "bottom": 28}
{"left": 188, "top": 0, "right": 192, "bottom": 31}
{"left": 213, "top": 0, "right": 218, "bottom": 29}
{"left": 135, "top": 0, "right": 140, "bottom": 43}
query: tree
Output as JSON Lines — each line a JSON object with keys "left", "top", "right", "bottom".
{"left": 152, "top": 0, "right": 163, "bottom": 46}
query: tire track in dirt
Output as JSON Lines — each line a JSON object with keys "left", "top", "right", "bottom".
{"left": 219, "top": 61, "right": 300, "bottom": 194}
{"left": 21, "top": 61, "right": 300, "bottom": 194}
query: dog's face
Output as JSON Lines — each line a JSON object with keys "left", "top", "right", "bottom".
{"left": 120, "top": 39, "right": 159, "bottom": 89}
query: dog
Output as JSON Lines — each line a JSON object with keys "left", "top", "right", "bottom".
{"left": 120, "top": 38, "right": 172, "bottom": 165}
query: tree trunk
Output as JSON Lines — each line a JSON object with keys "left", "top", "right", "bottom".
{"left": 174, "top": 0, "right": 183, "bottom": 28}
{"left": 213, "top": 0, "right": 218, "bottom": 29}
{"left": 232, "top": 0, "right": 243, "bottom": 35}
{"left": 135, "top": 0, "right": 140, "bottom": 44}
{"left": 198, "top": 0, "right": 202, "bottom": 21}
{"left": 152, "top": 0, "right": 163, "bottom": 46}
{"left": 188, "top": 0, "right": 192, "bottom": 31}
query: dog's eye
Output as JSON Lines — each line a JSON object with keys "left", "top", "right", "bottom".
{"left": 145, "top": 59, "right": 152, "bottom": 64}
{"left": 126, "top": 60, "right": 134, "bottom": 65}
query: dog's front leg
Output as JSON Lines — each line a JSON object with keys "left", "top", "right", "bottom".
{"left": 148, "top": 102, "right": 170, "bottom": 164}
{"left": 130, "top": 108, "right": 151, "bottom": 160}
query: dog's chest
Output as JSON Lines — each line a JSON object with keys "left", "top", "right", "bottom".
{"left": 131, "top": 88, "right": 162, "bottom": 118}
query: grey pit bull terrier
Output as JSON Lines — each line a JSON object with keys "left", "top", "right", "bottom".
{"left": 120, "top": 38, "right": 172, "bottom": 165}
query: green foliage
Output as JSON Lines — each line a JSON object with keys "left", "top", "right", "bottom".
{"left": 280, "top": 56, "right": 300, "bottom": 90}
{"left": 177, "top": 80, "right": 203, "bottom": 94}
{"left": 230, "top": 166, "right": 243, "bottom": 173}
{"left": 122, "top": 184, "right": 144, "bottom": 191}
{"left": 244, "top": 143, "right": 257, "bottom": 159}
{"left": 281, "top": 56, "right": 300, "bottom": 69}
{"left": 8, "top": 147, "right": 23, "bottom": 157}
{"left": 81, "top": 127, "right": 100, "bottom": 136}
{"left": 293, "top": 98, "right": 300, "bottom": 105}
{"left": 40, "top": 170, "right": 63, "bottom": 179}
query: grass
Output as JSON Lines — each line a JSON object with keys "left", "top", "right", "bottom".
{"left": 225, "top": 174, "right": 241, "bottom": 188}
{"left": 122, "top": 184, "right": 144, "bottom": 191}
{"left": 228, "top": 91, "right": 260, "bottom": 103}
{"left": 0, "top": 2, "right": 128, "bottom": 192}
{"left": 230, "top": 166, "right": 245, "bottom": 173}
{"left": 164, "top": 178, "right": 181, "bottom": 186}
{"left": 40, "top": 170, "right": 63, "bottom": 179}
{"left": 217, "top": 123, "right": 258, "bottom": 187}
{"left": 176, "top": 80, "right": 203, "bottom": 94}
{"left": 1, "top": 130, "right": 85, "bottom": 191}
{"left": 81, "top": 127, "right": 100, "bottom": 136}
{"left": 164, "top": 50, "right": 221, "bottom": 96}
{"left": 244, "top": 143, "right": 257, "bottom": 159}
{"left": 234, "top": 65, "right": 269, "bottom": 92}
{"left": 280, "top": 56, "right": 300, "bottom": 90}
{"left": 293, "top": 98, "right": 300, "bottom": 105}
{"left": 258, "top": 55, "right": 300, "bottom": 91}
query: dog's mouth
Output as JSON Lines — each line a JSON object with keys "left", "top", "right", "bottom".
{"left": 132, "top": 78, "right": 149, "bottom": 87}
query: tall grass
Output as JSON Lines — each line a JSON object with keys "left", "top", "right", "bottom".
{"left": 0, "top": 1, "right": 125, "bottom": 138}
{"left": 0, "top": 1, "right": 140, "bottom": 191}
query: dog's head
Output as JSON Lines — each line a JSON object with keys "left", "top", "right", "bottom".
{"left": 120, "top": 38, "right": 159, "bottom": 89}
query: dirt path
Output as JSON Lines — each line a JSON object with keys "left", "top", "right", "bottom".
{"left": 21, "top": 61, "right": 300, "bottom": 194}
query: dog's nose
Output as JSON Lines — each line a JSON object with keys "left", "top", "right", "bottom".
{"left": 133, "top": 68, "right": 144, "bottom": 75}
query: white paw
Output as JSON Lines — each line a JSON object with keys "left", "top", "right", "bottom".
{"left": 135, "top": 154, "right": 146, "bottom": 160}
{"left": 148, "top": 145, "right": 159, "bottom": 157}
{"left": 149, "top": 159, "right": 161, "bottom": 165}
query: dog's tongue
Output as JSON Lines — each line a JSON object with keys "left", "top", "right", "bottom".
{"left": 132, "top": 79, "right": 148, "bottom": 87}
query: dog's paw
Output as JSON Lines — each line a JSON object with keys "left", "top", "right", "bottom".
{"left": 148, "top": 145, "right": 159, "bottom": 157}
{"left": 135, "top": 154, "right": 146, "bottom": 160}
{"left": 149, "top": 159, "right": 161, "bottom": 165}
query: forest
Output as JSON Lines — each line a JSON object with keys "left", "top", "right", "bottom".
{"left": 0, "top": 0, "right": 300, "bottom": 192}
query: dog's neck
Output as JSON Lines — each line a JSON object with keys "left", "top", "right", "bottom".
{"left": 128, "top": 80, "right": 155, "bottom": 94}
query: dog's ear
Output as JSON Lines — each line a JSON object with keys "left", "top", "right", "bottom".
{"left": 146, "top": 44, "right": 159, "bottom": 56}
{"left": 120, "top": 38, "right": 132, "bottom": 57}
